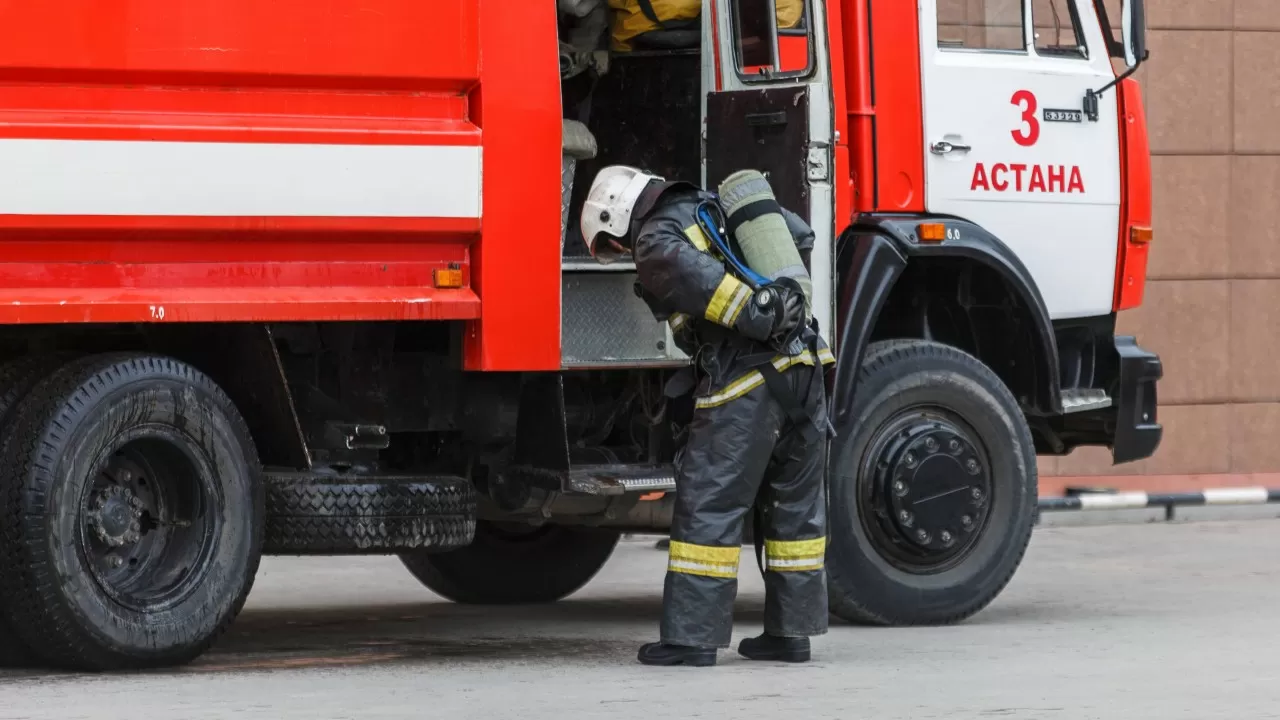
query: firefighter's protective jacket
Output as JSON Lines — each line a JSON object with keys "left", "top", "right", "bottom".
{"left": 630, "top": 183, "right": 834, "bottom": 410}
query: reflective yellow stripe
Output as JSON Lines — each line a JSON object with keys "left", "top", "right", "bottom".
{"left": 668, "top": 540, "right": 740, "bottom": 579}
{"left": 706, "top": 274, "right": 748, "bottom": 326}
{"left": 693, "top": 352, "right": 821, "bottom": 409}
{"left": 782, "top": 351, "right": 817, "bottom": 370}
{"left": 817, "top": 348, "right": 835, "bottom": 365}
{"left": 765, "top": 537, "right": 826, "bottom": 559}
{"left": 723, "top": 284, "right": 752, "bottom": 327}
{"left": 766, "top": 558, "right": 824, "bottom": 572}
{"left": 683, "top": 224, "right": 711, "bottom": 252}
{"left": 669, "top": 540, "right": 741, "bottom": 564}
{"left": 765, "top": 537, "right": 826, "bottom": 573}
{"left": 669, "top": 312, "right": 689, "bottom": 333}
{"left": 695, "top": 370, "right": 765, "bottom": 409}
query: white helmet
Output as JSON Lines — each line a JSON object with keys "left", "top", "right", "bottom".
{"left": 580, "top": 165, "right": 663, "bottom": 264}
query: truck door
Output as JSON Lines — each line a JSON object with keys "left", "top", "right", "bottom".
{"left": 920, "top": 0, "right": 1122, "bottom": 320}
{"left": 704, "top": 0, "right": 835, "bottom": 344}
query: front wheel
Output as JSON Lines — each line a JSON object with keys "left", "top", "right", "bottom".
{"left": 826, "top": 339, "right": 1037, "bottom": 625}
{"left": 400, "top": 521, "right": 620, "bottom": 604}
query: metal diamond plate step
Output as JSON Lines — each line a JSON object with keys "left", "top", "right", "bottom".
{"left": 1061, "top": 388, "right": 1112, "bottom": 414}
{"left": 566, "top": 464, "right": 678, "bottom": 496}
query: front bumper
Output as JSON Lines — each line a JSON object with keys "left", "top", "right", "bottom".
{"left": 1111, "top": 336, "right": 1163, "bottom": 464}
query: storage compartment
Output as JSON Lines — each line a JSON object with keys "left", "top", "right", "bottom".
{"left": 562, "top": 51, "right": 703, "bottom": 260}
{"left": 556, "top": 3, "right": 704, "bottom": 368}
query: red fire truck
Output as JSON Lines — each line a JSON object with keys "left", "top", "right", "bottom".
{"left": 0, "top": 0, "right": 1160, "bottom": 670}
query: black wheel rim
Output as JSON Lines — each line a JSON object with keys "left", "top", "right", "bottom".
{"left": 78, "top": 427, "right": 218, "bottom": 612}
{"left": 856, "top": 404, "right": 994, "bottom": 574}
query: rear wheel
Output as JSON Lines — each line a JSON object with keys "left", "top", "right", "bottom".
{"left": 0, "top": 354, "right": 263, "bottom": 670}
{"left": 0, "top": 353, "right": 77, "bottom": 668}
{"left": 400, "top": 521, "right": 620, "bottom": 604}
{"left": 826, "top": 339, "right": 1037, "bottom": 625}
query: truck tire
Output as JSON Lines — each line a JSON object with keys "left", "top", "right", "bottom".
{"left": 0, "top": 353, "right": 78, "bottom": 668}
{"left": 264, "top": 474, "right": 476, "bottom": 554}
{"left": 0, "top": 354, "right": 264, "bottom": 671}
{"left": 400, "top": 522, "right": 620, "bottom": 604}
{"left": 826, "top": 339, "right": 1037, "bottom": 625}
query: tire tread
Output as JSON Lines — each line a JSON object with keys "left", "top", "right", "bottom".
{"left": 267, "top": 515, "right": 475, "bottom": 554}
{"left": 0, "top": 353, "right": 78, "bottom": 667}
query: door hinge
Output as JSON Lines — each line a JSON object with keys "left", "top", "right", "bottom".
{"left": 806, "top": 146, "right": 830, "bottom": 182}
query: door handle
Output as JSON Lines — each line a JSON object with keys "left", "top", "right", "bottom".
{"left": 930, "top": 140, "right": 972, "bottom": 155}
{"left": 746, "top": 111, "right": 789, "bottom": 127}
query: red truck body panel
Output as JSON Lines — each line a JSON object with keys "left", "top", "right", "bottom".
{"left": 0, "top": 0, "right": 562, "bottom": 371}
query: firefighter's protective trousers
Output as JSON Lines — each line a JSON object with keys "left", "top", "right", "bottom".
{"left": 627, "top": 183, "right": 833, "bottom": 649}
{"left": 663, "top": 355, "right": 830, "bottom": 648}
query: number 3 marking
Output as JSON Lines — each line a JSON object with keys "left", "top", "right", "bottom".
{"left": 1011, "top": 90, "right": 1040, "bottom": 147}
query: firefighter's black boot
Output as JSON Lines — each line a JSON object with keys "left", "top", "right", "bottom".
{"left": 736, "top": 633, "right": 811, "bottom": 663}
{"left": 637, "top": 642, "right": 717, "bottom": 667}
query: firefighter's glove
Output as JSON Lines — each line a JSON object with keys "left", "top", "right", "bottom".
{"left": 772, "top": 285, "right": 807, "bottom": 343}
{"left": 748, "top": 283, "right": 805, "bottom": 344}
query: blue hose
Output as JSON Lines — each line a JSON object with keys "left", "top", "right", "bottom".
{"left": 696, "top": 203, "right": 770, "bottom": 289}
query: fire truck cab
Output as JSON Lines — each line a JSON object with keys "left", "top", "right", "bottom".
{"left": 0, "top": 0, "right": 1160, "bottom": 670}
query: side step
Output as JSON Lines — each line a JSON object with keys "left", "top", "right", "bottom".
{"left": 566, "top": 464, "right": 678, "bottom": 496}
{"left": 1061, "top": 388, "right": 1112, "bottom": 414}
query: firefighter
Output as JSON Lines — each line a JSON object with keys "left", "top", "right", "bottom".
{"left": 579, "top": 166, "right": 834, "bottom": 667}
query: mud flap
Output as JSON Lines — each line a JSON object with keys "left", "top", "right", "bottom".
{"left": 1112, "top": 336, "right": 1163, "bottom": 464}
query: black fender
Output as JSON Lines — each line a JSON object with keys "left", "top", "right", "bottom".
{"left": 831, "top": 214, "right": 1062, "bottom": 431}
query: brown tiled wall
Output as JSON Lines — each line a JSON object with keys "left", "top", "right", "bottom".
{"left": 934, "top": 2, "right": 1280, "bottom": 483}
{"left": 1048, "top": 0, "right": 1280, "bottom": 481}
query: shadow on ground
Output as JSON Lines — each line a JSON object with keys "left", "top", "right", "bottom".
{"left": 0, "top": 589, "right": 1062, "bottom": 680}
{"left": 197, "top": 595, "right": 724, "bottom": 671}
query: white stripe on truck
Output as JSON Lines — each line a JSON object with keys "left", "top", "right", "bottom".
{"left": 0, "top": 139, "right": 482, "bottom": 218}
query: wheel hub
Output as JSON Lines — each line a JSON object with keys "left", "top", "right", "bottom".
{"left": 87, "top": 484, "right": 144, "bottom": 548}
{"left": 862, "top": 410, "right": 993, "bottom": 571}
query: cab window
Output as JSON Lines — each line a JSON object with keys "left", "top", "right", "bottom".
{"left": 937, "top": 0, "right": 1026, "bottom": 53}
{"left": 1032, "top": 0, "right": 1087, "bottom": 58}
{"left": 732, "top": 0, "right": 813, "bottom": 79}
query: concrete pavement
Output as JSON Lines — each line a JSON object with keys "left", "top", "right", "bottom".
{"left": 1, "top": 520, "right": 1279, "bottom": 719}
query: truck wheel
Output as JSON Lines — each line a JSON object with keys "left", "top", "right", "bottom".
{"left": 264, "top": 473, "right": 476, "bottom": 554}
{"left": 0, "top": 354, "right": 264, "bottom": 671}
{"left": 400, "top": 522, "right": 620, "bottom": 604}
{"left": 0, "top": 353, "right": 78, "bottom": 667}
{"left": 826, "top": 339, "right": 1037, "bottom": 625}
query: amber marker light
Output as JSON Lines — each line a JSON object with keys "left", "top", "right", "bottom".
{"left": 917, "top": 223, "right": 947, "bottom": 243}
{"left": 434, "top": 264, "right": 464, "bottom": 288}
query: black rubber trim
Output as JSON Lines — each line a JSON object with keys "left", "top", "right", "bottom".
{"left": 831, "top": 228, "right": 907, "bottom": 433}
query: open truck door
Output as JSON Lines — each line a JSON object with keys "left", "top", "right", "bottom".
{"left": 703, "top": 0, "right": 835, "bottom": 344}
